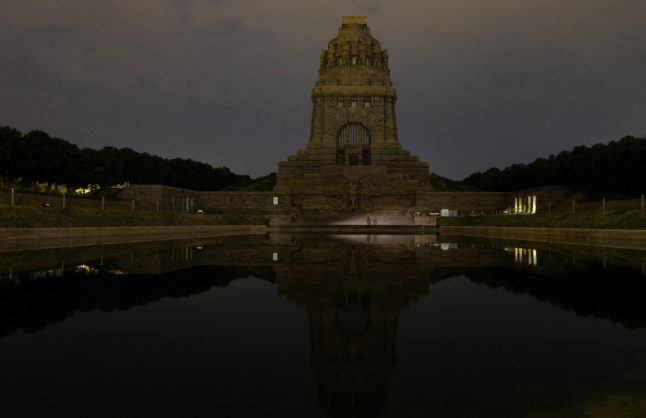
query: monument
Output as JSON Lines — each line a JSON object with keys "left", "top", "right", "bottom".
{"left": 273, "top": 16, "right": 434, "bottom": 226}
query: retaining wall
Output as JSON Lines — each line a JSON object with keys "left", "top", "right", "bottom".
{"left": 2, "top": 185, "right": 571, "bottom": 216}
{"left": 0, "top": 190, "right": 132, "bottom": 210}
{"left": 440, "top": 225, "right": 646, "bottom": 250}
{"left": 0, "top": 225, "right": 267, "bottom": 251}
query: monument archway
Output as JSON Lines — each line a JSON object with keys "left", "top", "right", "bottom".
{"left": 337, "top": 122, "right": 371, "bottom": 165}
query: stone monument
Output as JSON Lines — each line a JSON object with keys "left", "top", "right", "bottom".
{"left": 273, "top": 16, "right": 433, "bottom": 226}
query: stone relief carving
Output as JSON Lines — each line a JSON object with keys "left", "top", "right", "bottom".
{"left": 332, "top": 101, "right": 377, "bottom": 134}
{"left": 345, "top": 182, "right": 362, "bottom": 210}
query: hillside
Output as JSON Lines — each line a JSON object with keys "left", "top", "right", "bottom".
{"left": 461, "top": 135, "right": 646, "bottom": 198}
{"left": 0, "top": 126, "right": 254, "bottom": 192}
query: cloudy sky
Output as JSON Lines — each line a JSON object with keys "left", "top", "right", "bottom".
{"left": 2, "top": 0, "right": 645, "bottom": 179}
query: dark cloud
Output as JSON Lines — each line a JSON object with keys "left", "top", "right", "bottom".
{"left": 1, "top": 0, "right": 645, "bottom": 179}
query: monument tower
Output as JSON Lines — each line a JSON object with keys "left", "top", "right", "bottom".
{"left": 273, "top": 16, "right": 433, "bottom": 225}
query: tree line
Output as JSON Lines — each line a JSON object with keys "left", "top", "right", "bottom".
{"left": 3, "top": 125, "right": 644, "bottom": 197}
{"left": 0, "top": 126, "right": 252, "bottom": 192}
{"left": 461, "top": 135, "right": 646, "bottom": 198}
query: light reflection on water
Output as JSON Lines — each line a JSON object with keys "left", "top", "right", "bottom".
{"left": 1, "top": 234, "right": 646, "bottom": 417}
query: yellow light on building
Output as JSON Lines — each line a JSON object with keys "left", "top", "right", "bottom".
{"left": 73, "top": 264, "right": 99, "bottom": 274}
{"left": 73, "top": 184, "right": 100, "bottom": 195}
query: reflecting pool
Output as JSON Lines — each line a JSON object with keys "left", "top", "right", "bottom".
{"left": 2, "top": 234, "right": 646, "bottom": 417}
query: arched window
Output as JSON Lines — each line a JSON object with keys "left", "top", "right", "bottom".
{"left": 337, "top": 123, "right": 371, "bottom": 165}
{"left": 337, "top": 123, "right": 370, "bottom": 146}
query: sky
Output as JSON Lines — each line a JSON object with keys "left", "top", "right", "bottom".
{"left": 2, "top": 0, "right": 645, "bottom": 180}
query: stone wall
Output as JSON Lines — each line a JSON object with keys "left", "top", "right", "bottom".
{"left": 421, "top": 187, "right": 571, "bottom": 214}
{"left": 127, "top": 184, "right": 290, "bottom": 215}
{"left": 0, "top": 190, "right": 132, "bottom": 210}
{"left": 124, "top": 185, "right": 570, "bottom": 216}
{"left": 421, "top": 192, "right": 509, "bottom": 213}
{"left": 0, "top": 225, "right": 266, "bottom": 252}
{"left": 440, "top": 226, "right": 646, "bottom": 251}
{"left": 2, "top": 185, "right": 570, "bottom": 218}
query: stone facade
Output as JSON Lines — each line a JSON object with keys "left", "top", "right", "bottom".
{"left": 273, "top": 17, "right": 433, "bottom": 225}
{"left": 120, "top": 184, "right": 289, "bottom": 215}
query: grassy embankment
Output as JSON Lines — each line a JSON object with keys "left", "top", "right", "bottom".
{"left": 440, "top": 197, "right": 646, "bottom": 229}
{"left": 0, "top": 205, "right": 267, "bottom": 228}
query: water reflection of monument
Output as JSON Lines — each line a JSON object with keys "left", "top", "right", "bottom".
{"left": 273, "top": 234, "right": 441, "bottom": 417}
{"left": 4, "top": 235, "right": 646, "bottom": 416}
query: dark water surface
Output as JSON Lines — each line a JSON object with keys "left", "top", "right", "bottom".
{"left": 2, "top": 234, "right": 646, "bottom": 417}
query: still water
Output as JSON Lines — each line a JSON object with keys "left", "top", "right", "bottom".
{"left": 2, "top": 234, "right": 646, "bottom": 417}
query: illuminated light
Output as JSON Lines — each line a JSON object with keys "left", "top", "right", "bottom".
{"left": 73, "top": 184, "right": 101, "bottom": 195}
{"left": 511, "top": 247, "right": 537, "bottom": 265}
{"left": 73, "top": 264, "right": 99, "bottom": 274}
